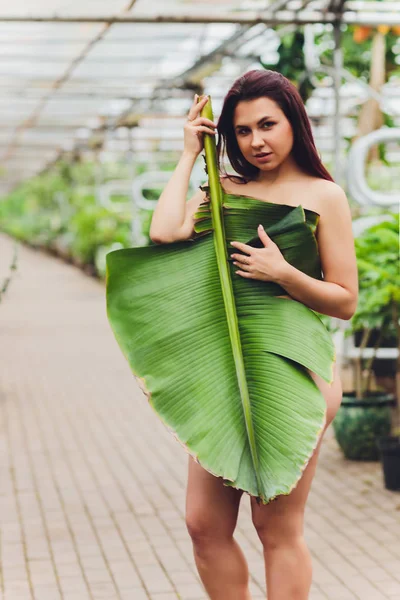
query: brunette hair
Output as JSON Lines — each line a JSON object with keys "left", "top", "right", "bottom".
{"left": 216, "top": 69, "right": 333, "bottom": 183}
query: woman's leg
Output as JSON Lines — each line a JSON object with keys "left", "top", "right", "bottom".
{"left": 250, "top": 365, "right": 343, "bottom": 600}
{"left": 186, "top": 456, "right": 251, "bottom": 600}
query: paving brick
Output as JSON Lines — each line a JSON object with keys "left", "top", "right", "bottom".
{"left": 323, "top": 584, "right": 358, "bottom": 599}
{"left": 119, "top": 588, "right": 150, "bottom": 600}
{"left": 374, "top": 579, "right": 400, "bottom": 596}
{"left": 136, "top": 565, "right": 175, "bottom": 594}
{"left": 30, "top": 585, "right": 62, "bottom": 600}
{"left": 174, "top": 582, "right": 206, "bottom": 599}
{"left": 1, "top": 233, "right": 400, "bottom": 600}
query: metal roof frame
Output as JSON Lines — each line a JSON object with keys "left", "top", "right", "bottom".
{"left": 1, "top": 3, "right": 399, "bottom": 26}
{"left": 0, "top": 0, "right": 399, "bottom": 195}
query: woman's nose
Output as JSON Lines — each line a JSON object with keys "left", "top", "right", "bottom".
{"left": 251, "top": 132, "right": 264, "bottom": 148}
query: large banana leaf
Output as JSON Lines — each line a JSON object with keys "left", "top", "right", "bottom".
{"left": 106, "top": 100, "right": 335, "bottom": 504}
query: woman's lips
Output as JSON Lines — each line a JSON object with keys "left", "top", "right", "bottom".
{"left": 254, "top": 153, "right": 273, "bottom": 163}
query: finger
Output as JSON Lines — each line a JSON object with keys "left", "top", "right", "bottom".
{"left": 186, "top": 96, "right": 209, "bottom": 121}
{"left": 233, "top": 261, "right": 251, "bottom": 271}
{"left": 258, "top": 224, "right": 271, "bottom": 245}
{"left": 187, "top": 94, "right": 204, "bottom": 119}
{"left": 194, "top": 126, "right": 216, "bottom": 135}
{"left": 195, "top": 95, "right": 209, "bottom": 111}
{"left": 235, "top": 270, "right": 252, "bottom": 278}
{"left": 193, "top": 94, "right": 208, "bottom": 107}
{"left": 232, "top": 254, "right": 250, "bottom": 265}
{"left": 187, "top": 95, "right": 198, "bottom": 119}
{"left": 190, "top": 117, "right": 216, "bottom": 128}
{"left": 230, "top": 241, "right": 252, "bottom": 254}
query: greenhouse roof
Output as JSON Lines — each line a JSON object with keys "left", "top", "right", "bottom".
{"left": 0, "top": 0, "right": 399, "bottom": 196}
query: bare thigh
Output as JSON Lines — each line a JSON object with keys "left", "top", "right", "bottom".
{"left": 310, "top": 362, "right": 343, "bottom": 432}
{"left": 251, "top": 363, "right": 343, "bottom": 523}
{"left": 186, "top": 457, "right": 244, "bottom": 539}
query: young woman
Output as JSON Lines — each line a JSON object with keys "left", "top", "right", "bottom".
{"left": 150, "top": 69, "right": 358, "bottom": 600}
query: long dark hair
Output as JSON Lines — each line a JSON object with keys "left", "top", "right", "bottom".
{"left": 216, "top": 69, "right": 334, "bottom": 183}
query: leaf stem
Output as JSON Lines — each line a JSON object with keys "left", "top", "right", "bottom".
{"left": 200, "top": 96, "right": 263, "bottom": 498}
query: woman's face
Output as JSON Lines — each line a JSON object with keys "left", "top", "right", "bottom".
{"left": 233, "top": 97, "right": 294, "bottom": 172}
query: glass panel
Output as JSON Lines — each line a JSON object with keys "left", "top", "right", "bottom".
{"left": 0, "top": 0, "right": 398, "bottom": 192}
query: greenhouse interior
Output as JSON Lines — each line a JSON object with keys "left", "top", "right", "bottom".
{"left": 0, "top": 2, "right": 399, "bottom": 600}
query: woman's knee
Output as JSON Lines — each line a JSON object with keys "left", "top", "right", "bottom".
{"left": 185, "top": 508, "right": 236, "bottom": 545}
{"left": 185, "top": 457, "right": 242, "bottom": 546}
{"left": 252, "top": 512, "right": 304, "bottom": 551}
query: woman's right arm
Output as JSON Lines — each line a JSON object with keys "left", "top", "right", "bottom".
{"left": 149, "top": 152, "right": 206, "bottom": 243}
{"left": 149, "top": 94, "right": 216, "bottom": 243}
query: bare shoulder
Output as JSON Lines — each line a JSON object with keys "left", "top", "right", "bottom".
{"left": 194, "top": 174, "right": 244, "bottom": 197}
{"left": 312, "top": 178, "right": 347, "bottom": 200}
{"left": 310, "top": 178, "right": 350, "bottom": 216}
{"left": 220, "top": 174, "right": 246, "bottom": 193}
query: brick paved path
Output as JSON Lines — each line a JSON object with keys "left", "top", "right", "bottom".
{"left": 0, "top": 233, "right": 399, "bottom": 600}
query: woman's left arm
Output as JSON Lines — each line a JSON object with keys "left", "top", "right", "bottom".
{"left": 231, "top": 184, "right": 358, "bottom": 320}
{"left": 276, "top": 185, "right": 358, "bottom": 320}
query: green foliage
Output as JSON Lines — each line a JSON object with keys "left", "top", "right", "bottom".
{"left": 69, "top": 205, "right": 131, "bottom": 264}
{"left": 261, "top": 30, "right": 315, "bottom": 102}
{"left": 0, "top": 160, "right": 153, "bottom": 278}
{"left": 260, "top": 24, "right": 399, "bottom": 112}
{"left": 318, "top": 26, "right": 400, "bottom": 82}
{"left": 351, "top": 213, "right": 400, "bottom": 336}
{"left": 0, "top": 181, "right": 65, "bottom": 248}
{"left": 333, "top": 396, "right": 393, "bottom": 460}
{"left": 262, "top": 24, "right": 399, "bottom": 105}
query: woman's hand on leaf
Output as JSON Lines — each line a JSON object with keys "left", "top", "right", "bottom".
{"left": 231, "top": 225, "right": 288, "bottom": 282}
{"left": 183, "top": 94, "right": 217, "bottom": 158}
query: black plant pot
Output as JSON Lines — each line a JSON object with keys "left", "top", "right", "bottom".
{"left": 332, "top": 393, "right": 396, "bottom": 461}
{"left": 378, "top": 436, "right": 400, "bottom": 491}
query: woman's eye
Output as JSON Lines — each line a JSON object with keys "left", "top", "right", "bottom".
{"left": 237, "top": 122, "right": 275, "bottom": 135}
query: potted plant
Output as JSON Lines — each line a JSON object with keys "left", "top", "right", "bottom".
{"left": 333, "top": 214, "right": 400, "bottom": 480}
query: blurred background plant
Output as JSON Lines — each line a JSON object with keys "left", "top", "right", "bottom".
{"left": 0, "top": 160, "right": 151, "bottom": 278}
{"left": 349, "top": 214, "right": 400, "bottom": 407}
{"left": 0, "top": 242, "right": 18, "bottom": 304}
